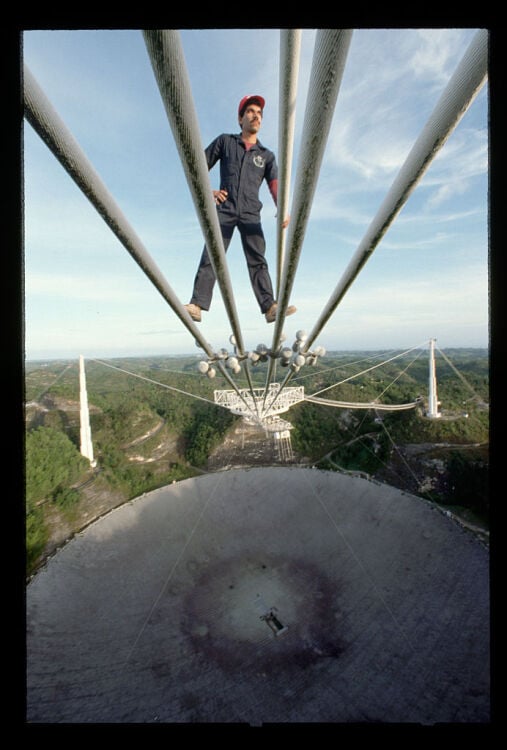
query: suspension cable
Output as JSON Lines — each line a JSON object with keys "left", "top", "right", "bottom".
{"left": 272, "top": 30, "right": 487, "bottom": 411}
{"left": 23, "top": 64, "right": 215, "bottom": 362}
{"left": 266, "top": 340, "right": 427, "bottom": 416}
{"left": 142, "top": 30, "right": 259, "bottom": 405}
{"left": 302, "top": 29, "right": 488, "bottom": 354}
{"left": 91, "top": 359, "right": 225, "bottom": 408}
{"left": 291, "top": 347, "right": 409, "bottom": 385}
{"left": 308, "top": 400, "right": 416, "bottom": 490}
{"left": 305, "top": 396, "right": 419, "bottom": 411}
{"left": 376, "top": 417, "right": 423, "bottom": 492}
{"left": 304, "top": 344, "right": 427, "bottom": 411}
{"left": 275, "top": 29, "right": 302, "bottom": 297}
{"left": 28, "top": 362, "right": 74, "bottom": 403}
{"left": 309, "top": 342, "right": 427, "bottom": 397}
{"left": 435, "top": 344, "right": 488, "bottom": 404}
{"left": 305, "top": 349, "right": 426, "bottom": 411}
{"left": 142, "top": 29, "right": 246, "bottom": 359}
{"left": 266, "top": 29, "right": 354, "bottom": 389}
{"left": 375, "top": 347, "right": 426, "bottom": 401}
{"left": 24, "top": 61, "right": 253, "bottom": 414}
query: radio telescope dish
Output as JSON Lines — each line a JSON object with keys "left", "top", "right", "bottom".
{"left": 26, "top": 467, "right": 489, "bottom": 724}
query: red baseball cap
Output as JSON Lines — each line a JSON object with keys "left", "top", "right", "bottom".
{"left": 238, "top": 94, "right": 265, "bottom": 117}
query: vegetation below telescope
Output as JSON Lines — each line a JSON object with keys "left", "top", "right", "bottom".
{"left": 24, "top": 349, "right": 489, "bottom": 575}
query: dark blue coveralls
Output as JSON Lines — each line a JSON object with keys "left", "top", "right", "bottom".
{"left": 189, "top": 133, "right": 278, "bottom": 314}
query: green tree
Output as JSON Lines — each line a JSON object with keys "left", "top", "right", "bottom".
{"left": 25, "top": 427, "right": 90, "bottom": 573}
{"left": 26, "top": 506, "right": 49, "bottom": 573}
{"left": 183, "top": 404, "right": 234, "bottom": 467}
{"left": 25, "top": 426, "right": 89, "bottom": 508}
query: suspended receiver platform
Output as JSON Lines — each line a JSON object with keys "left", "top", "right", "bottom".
{"left": 214, "top": 383, "right": 305, "bottom": 425}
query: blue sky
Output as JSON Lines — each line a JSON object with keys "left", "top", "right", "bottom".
{"left": 22, "top": 28, "right": 489, "bottom": 361}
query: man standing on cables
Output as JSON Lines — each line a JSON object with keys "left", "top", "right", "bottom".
{"left": 185, "top": 95, "right": 297, "bottom": 324}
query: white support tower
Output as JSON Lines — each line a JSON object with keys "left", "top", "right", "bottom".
{"left": 79, "top": 355, "right": 97, "bottom": 467}
{"left": 426, "top": 338, "right": 441, "bottom": 419}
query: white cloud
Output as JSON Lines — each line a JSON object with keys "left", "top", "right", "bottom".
{"left": 25, "top": 272, "right": 149, "bottom": 302}
{"left": 410, "top": 29, "right": 470, "bottom": 85}
{"left": 22, "top": 28, "right": 489, "bottom": 358}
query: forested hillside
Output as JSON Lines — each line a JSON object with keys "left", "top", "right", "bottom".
{"left": 24, "top": 349, "right": 489, "bottom": 575}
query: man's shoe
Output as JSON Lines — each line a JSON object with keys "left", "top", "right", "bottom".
{"left": 184, "top": 303, "right": 202, "bottom": 322}
{"left": 265, "top": 303, "right": 297, "bottom": 323}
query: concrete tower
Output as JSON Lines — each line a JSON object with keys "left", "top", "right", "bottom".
{"left": 79, "top": 355, "right": 96, "bottom": 467}
{"left": 426, "top": 338, "right": 441, "bottom": 418}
